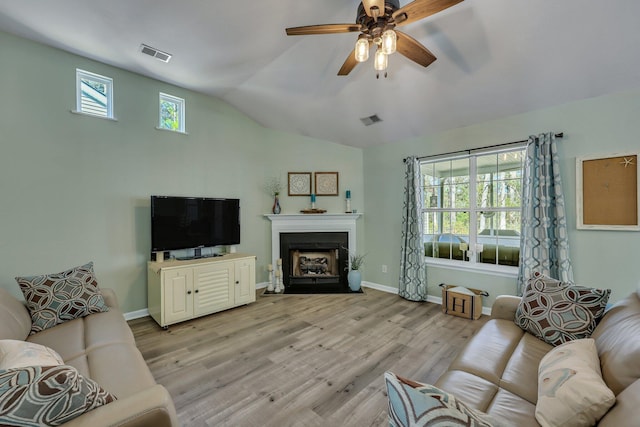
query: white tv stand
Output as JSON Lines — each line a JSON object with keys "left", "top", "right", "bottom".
{"left": 147, "top": 253, "right": 256, "bottom": 328}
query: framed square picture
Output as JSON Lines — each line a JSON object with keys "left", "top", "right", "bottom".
{"left": 288, "top": 172, "right": 312, "bottom": 196}
{"left": 315, "top": 172, "right": 339, "bottom": 196}
{"left": 576, "top": 152, "right": 639, "bottom": 230}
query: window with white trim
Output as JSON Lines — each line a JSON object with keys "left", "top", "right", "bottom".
{"left": 159, "top": 92, "right": 185, "bottom": 133}
{"left": 421, "top": 147, "right": 525, "bottom": 269}
{"left": 75, "top": 69, "right": 114, "bottom": 119}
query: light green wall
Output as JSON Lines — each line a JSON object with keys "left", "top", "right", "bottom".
{"left": 0, "top": 32, "right": 364, "bottom": 313}
{"left": 2, "top": 30, "right": 638, "bottom": 313}
{"left": 363, "top": 89, "right": 640, "bottom": 306}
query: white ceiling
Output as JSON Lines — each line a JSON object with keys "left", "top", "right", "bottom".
{"left": 1, "top": 0, "right": 639, "bottom": 148}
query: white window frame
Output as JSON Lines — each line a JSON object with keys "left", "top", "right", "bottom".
{"left": 157, "top": 92, "right": 186, "bottom": 134}
{"left": 421, "top": 145, "right": 526, "bottom": 277}
{"left": 73, "top": 69, "right": 115, "bottom": 119}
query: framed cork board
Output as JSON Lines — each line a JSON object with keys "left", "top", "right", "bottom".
{"left": 576, "top": 152, "right": 639, "bottom": 230}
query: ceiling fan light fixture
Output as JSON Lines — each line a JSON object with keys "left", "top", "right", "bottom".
{"left": 381, "top": 29, "right": 397, "bottom": 55}
{"left": 374, "top": 48, "right": 388, "bottom": 71}
{"left": 355, "top": 37, "right": 370, "bottom": 63}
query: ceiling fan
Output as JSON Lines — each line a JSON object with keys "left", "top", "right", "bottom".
{"left": 285, "top": 0, "right": 463, "bottom": 78}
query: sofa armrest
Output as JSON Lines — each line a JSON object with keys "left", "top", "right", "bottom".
{"left": 100, "top": 288, "right": 119, "bottom": 309}
{"left": 490, "top": 295, "right": 521, "bottom": 321}
{"left": 63, "top": 384, "right": 179, "bottom": 427}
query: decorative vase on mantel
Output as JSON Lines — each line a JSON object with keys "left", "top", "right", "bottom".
{"left": 272, "top": 194, "right": 281, "bottom": 214}
{"left": 347, "top": 270, "right": 362, "bottom": 292}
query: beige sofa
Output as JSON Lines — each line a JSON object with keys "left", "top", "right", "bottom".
{"left": 433, "top": 290, "right": 640, "bottom": 425}
{"left": 0, "top": 287, "right": 179, "bottom": 427}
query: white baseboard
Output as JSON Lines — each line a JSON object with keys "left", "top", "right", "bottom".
{"left": 361, "top": 281, "right": 399, "bottom": 294}
{"left": 363, "top": 281, "right": 491, "bottom": 316}
{"left": 124, "top": 308, "right": 150, "bottom": 321}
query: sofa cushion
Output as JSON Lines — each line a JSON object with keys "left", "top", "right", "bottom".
{"left": 515, "top": 272, "right": 610, "bottom": 346}
{"left": 535, "top": 338, "right": 615, "bottom": 427}
{"left": 435, "top": 370, "right": 499, "bottom": 412}
{"left": 0, "top": 340, "right": 63, "bottom": 370}
{"left": 499, "top": 331, "right": 552, "bottom": 404}
{"left": 0, "top": 364, "right": 116, "bottom": 426}
{"left": 447, "top": 319, "right": 524, "bottom": 386}
{"left": 15, "top": 262, "right": 109, "bottom": 335}
{"left": 384, "top": 372, "right": 506, "bottom": 427}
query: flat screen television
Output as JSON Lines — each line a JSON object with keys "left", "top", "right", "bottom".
{"left": 151, "top": 196, "right": 240, "bottom": 253}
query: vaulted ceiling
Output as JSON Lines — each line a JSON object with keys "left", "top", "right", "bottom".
{"left": 1, "top": 0, "right": 639, "bottom": 148}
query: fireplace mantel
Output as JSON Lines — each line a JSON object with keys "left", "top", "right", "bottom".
{"left": 264, "top": 213, "right": 362, "bottom": 267}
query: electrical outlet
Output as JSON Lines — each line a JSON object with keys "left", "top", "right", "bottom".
{"left": 382, "top": 264, "right": 388, "bottom": 273}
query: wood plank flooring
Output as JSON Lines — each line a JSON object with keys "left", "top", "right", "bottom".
{"left": 128, "top": 288, "right": 488, "bottom": 427}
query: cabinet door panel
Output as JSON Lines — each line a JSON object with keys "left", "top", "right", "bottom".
{"left": 235, "top": 258, "right": 256, "bottom": 305}
{"left": 193, "top": 262, "right": 234, "bottom": 316}
{"left": 163, "top": 269, "right": 193, "bottom": 324}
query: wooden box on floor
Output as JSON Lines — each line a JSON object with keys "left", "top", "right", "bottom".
{"left": 440, "top": 284, "right": 488, "bottom": 320}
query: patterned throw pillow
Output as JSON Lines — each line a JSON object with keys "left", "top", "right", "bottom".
{"left": 384, "top": 372, "right": 507, "bottom": 427}
{"left": 0, "top": 365, "right": 116, "bottom": 426}
{"left": 536, "top": 339, "right": 615, "bottom": 427}
{"left": 15, "top": 262, "right": 109, "bottom": 335}
{"left": 0, "top": 340, "right": 64, "bottom": 370}
{"left": 515, "top": 272, "right": 610, "bottom": 346}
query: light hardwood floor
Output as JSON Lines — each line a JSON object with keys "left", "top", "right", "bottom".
{"left": 128, "top": 288, "right": 488, "bottom": 427}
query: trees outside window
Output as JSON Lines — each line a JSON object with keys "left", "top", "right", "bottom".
{"left": 421, "top": 148, "right": 524, "bottom": 268}
{"left": 159, "top": 93, "right": 185, "bottom": 133}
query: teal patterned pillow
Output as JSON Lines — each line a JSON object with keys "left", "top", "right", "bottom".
{"left": 0, "top": 365, "right": 116, "bottom": 426}
{"left": 16, "top": 262, "right": 109, "bottom": 335}
{"left": 384, "top": 372, "right": 505, "bottom": 427}
{"left": 515, "top": 272, "right": 610, "bottom": 347}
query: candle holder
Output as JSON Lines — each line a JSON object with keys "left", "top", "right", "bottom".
{"left": 267, "top": 264, "right": 275, "bottom": 292}
{"left": 276, "top": 259, "right": 284, "bottom": 293}
{"left": 274, "top": 270, "right": 283, "bottom": 293}
{"left": 345, "top": 190, "right": 352, "bottom": 213}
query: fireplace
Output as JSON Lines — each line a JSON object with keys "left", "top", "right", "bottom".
{"left": 280, "top": 232, "right": 349, "bottom": 293}
{"left": 265, "top": 213, "right": 362, "bottom": 293}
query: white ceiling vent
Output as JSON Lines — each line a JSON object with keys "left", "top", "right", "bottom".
{"left": 140, "top": 44, "right": 172, "bottom": 63}
{"left": 360, "top": 114, "right": 382, "bottom": 126}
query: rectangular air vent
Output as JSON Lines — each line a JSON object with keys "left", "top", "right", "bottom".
{"left": 140, "top": 44, "right": 172, "bottom": 63}
{"left": 360, "top": 114, "right": 382, "bottom": 126}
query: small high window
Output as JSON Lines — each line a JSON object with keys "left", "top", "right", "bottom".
{"left": 75, "top": 69, "right": 114, "bottom": 119}
{"left": 158, "top": 93, "right": 185, "bottom": 133}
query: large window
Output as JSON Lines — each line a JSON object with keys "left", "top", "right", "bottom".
{"left": 75, "top": 69, "right": 114, "bottom": 119}
{"left": 421, "top": 147, "right": 525, "bottom": 269}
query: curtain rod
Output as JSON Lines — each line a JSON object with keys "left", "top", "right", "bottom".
{"left": 403, "top": 132, "right": 564, "bottom": 163}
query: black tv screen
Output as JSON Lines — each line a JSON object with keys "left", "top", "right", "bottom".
{"left": 151, "top": 196, "right": 240, "bottom": 252}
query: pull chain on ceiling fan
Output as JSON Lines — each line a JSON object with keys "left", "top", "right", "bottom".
{"left": 285, "top": 0, "right": 464, "bottom": 78}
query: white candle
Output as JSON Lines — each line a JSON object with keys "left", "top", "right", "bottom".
{"left": 277, "top": 258, "right": 282, "bottom": 266}
{"left": 268, "top": 264, "right": 273, "bottom": 271}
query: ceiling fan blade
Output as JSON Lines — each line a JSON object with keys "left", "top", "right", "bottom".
{"left": 286, "top": 23, "right": 363, "bottom": 36}
{"left": 393, "top": 0, "right": 464, "bottom": 27}
{"left": 395, "top": 30, "right": 437, "bottom": 67}
{"left": 361, "top": 0, "right": 385, "bottom": 18}
{"left": 338, "top": 49, "right": 358, "bottom": 76}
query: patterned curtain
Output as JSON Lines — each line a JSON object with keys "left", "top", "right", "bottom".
{"left": 517, "top": 133, "right": 574, "bottom": 295}
{"left": 399, "top": 156, "right": 427, "bottom": 301}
